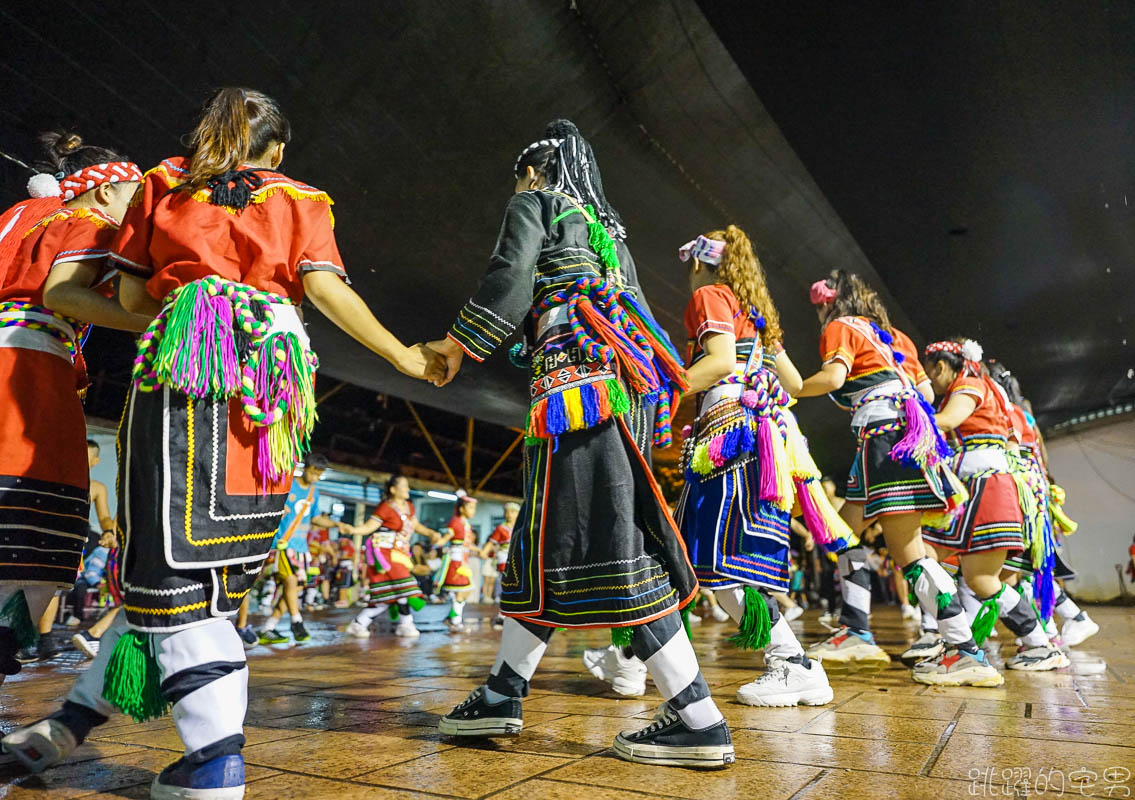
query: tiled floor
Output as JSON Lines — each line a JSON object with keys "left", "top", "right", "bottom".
{"left": 1, "top": 605, "right": 1132, "bottom": 799}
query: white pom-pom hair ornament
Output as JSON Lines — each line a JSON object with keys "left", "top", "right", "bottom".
{"left": 961, "top": 339, "right": 984, "bottom": 363}
{"left": 27, "top": 173, "right": 62, "bottom": 198}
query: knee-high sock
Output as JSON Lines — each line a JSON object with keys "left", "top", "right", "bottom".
{"left": 632, "top": 611, "right": 723, "bottom": 730}
{"left": 713, "top": 588, "right": 744, "bottom": 623}
{"left": 902, "top": 558, "right": 975, "bottom": 650}
{"left": 486, "top": 617, "right": 553, "bottom": 699}
{"left": 760, "top": 589, "right": 805, "bottom": 660}
{"left": 449, "top": 598, "right": 466, "bottom": 622}
{"left": 66, "top": 616, "right": 247, "bottom": 759}
{"left": 396, "top": 600, "right": 411, "bottom": 619}
{"left": 987, "top": 584, "right": 1048, "bottom": 647}
{"left": 354, "top": 606, "right": 385, "bottom": 628}
{"left": 921, "top": 609, "right": 939, "bottom": 634}
{"left": 957, "top": 577, "right": 983, "bottom": 625}
{"left": 837, "top": 547, "right": 871, "bottom": 633}
{"left": 1054, "top": 588, "right": 1086, "bottom": 622}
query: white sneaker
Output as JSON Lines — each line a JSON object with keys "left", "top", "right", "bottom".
{"left": 817, "top": 612, "right": 835, "bottom": 628}
{"left": 64, "top": 616, "right": 81, "bottom": 628}
{"left": 1061, "top": 616, "right": 1099, "bottom": 647}
{"left": 900, "top": 604, "right": 919, "bottom": 622}
{"left": 1042, "top": 618, "right": 1059, "bottom": 638}
{"left": 345, "top": 621, "right": 370, "bottom": 639}
{"left": 71, "top": 632, "right": 100, "bottom": 659}
{"left": 687, "top": 613, "right": 702, "bottom": 625}
{"left": 806, "top": 627, "right": 890, "bottom": 663}
{"left": 900, "top": 632, "right": 944, "bottom": 663}
{"left": 2, "top": 718, "right": 78, "bottom": 773}
{"left": 711, "top": 606, "right": 731, "bottom": 623}
{"left": 395, "top": 621, "right": 420, "bottom": 639}
{"left": 582, "top": 645, "right": 648, "bottom": 697}
{"left": 1006, "top": 644, "right": 1066, "bottom": 671}
{"left": 784, "top": 606, "right": 804, "bottom": 622}
{"left": 736, "top": 657, "right": 833, "bottom": 707}
{"left": 446, "top": 618, "right": 468, "bottom": 634}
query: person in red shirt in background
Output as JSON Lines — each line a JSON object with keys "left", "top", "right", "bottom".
{"left": 437, "top": 495, "right": 478, "bottom": 633}
{"left": 4, "top": 88, "right": 443, "bottom": 797}
{"left": 0, "top": 132, "right": 149, "bottom": 678}
{"left": 480, "top": 501, "right": 520, "bottom": 629}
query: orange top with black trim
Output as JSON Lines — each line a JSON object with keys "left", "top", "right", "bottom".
{"left": 818, "top": 316, "right": 927, "bottom": 409}
{"left": 683, "top": 284, "right": 782, "bottom": 368}
{"left": 0, "top": 205, "right": 119, "bottom": 305}
{"left": 108, "top": 156, "right": 346, "bottom": 303}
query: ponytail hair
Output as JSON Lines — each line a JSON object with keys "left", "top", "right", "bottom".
{"left": 35, "top": 130, "right": 128, "bottom": 176}
{"left": 702, "top": 225, "right": 782, "bottom": 348}
{"left": 817, "top": 269, "right": 893, "bottom": 333}
{"left": 185, "top": 88, "right": 291, "bottom": 190}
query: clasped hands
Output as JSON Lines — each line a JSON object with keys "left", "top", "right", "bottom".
{"left": 398, "top": 338, "right": 464, "bottom": 387}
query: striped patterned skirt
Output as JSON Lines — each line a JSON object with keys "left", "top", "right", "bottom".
{"left": 846, "top": 427, "right": 951, "bottom": 518}
{"left": 922, "top": 471, "right": 1023, "bottom": 553}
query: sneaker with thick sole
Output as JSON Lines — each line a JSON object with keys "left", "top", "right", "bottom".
{"left": 784, "top": 606, "right": 804, "bottom": 623}
{"left": 736, "top": 657, "right": 833, "bottom": 707}
{"left": 1006, "top": 644, "right": 1066, "bottom": 671}
{"left": 806, "top": 627, "right": 890, "bottom": 663}
{"left": 237, "top": 626, "right": 258, "bottom": 651}
{"left": 445, "top": 618, "right": 468, "bottom": 634}
{"left": 900, "top": 632, "right": 944, "bottom": 664}
{"left": 582, "top": 645, "right": 648, "bottom": 697}
{"left": 64, "top": 616, "right": 81, "bottom": 628}
{"left": 491, "top": 616, "right": 505, "bottom": 630}
{"left": 71, "top": 631, "right": 100, "bottom": 659}
{"left": 2, "top": 718, "right": 78, "bottom": 773}
{"left": 438, "top": 687, "right": 523, "bottom": 736}
{"left": 1061, "top": 616, "right": 1100, "bottom": 648}
{"left": 612, "top": 703, "right": 734, "bottom": 768}
{"left": 258, "top": 629, "right": 289, "bottom": 646}
{"left": 900, "top": 604, "right": 920, "bottom": 622}
{"left": 395, "top": 621, "right": 420, "bottom": 639}
{"left": 710, "top": 605, "right": 731, "bottom": 623}
{"left": 290, "top": 621, "right": 312, "bottom": 643}
{"left": 345, "top": 621, "right": 370, "bottom": 639}
{"left": 912, "top": 648, "right": 1004, "bottom": 686}
{"left": 151, "top": 753, "right": 245, "bottom": 800}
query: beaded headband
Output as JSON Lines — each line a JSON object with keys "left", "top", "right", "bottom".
{"left": 27, "top": 162, "right": 143, "bottom": 202}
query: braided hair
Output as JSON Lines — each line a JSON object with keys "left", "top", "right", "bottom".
{"left": 513, "top": 119, "right": 626, "bottom": 240}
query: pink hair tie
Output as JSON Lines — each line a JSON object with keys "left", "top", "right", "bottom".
{"left": 809, "top": 280, "right": 837, "bottom": 305}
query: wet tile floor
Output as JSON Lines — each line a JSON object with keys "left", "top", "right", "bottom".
{"left": 1, "top": 605, "right": 1132, "bottom": 799}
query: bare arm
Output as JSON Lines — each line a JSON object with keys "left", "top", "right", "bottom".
{"left": 684, "top": 333, "right": 736, "bottom": 394}
{"left": 796, "top": 362, "right": 849, "bottom": 398}
{"left": 345, "top": 517, "right": 382, "bottom": 537}
{"left": 774, "top": 349, "right": 803, "bottom": 396}
{"left": 915, "top": 379, "right": 935, "bottom": 404}
{"left": 934, "top": 394, "right": 978, "bottom": 433}
{"left": 43, "top": 263, "right": 152, "bottom": 332}
{"left": 412, "top": 520, "right": 441, "bottom": 543}
{"left": 311, "top": 514, "right": 336, "bottom": 529}
{"left": 303, "top": 271, "right": 445, "bottom": 382}
{"left": 119, "top": 273, "right": 164, "bottom": 316}
{"left": 90, "top": 480, "right": 114, "bottom": 532}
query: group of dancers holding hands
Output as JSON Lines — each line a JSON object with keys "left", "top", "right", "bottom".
{"left": 0, "top": 87, "right": 1091, "bottom": 796}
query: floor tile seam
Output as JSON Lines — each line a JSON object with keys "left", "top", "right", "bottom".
{"left": 232, "top": 759, "right": 467, "bottom": 796}
{"left": 529, "top": 773, "right": 716, "bottom": 800}
{"left": 470, "top": 752, "right": 597, "bottom": 800}
{"left": 791, "top": 690, "right": 864, "bottom": 733}
{"left": 785, "top": 767, "right": 831, "bottom": 800}
{"left": 918, "top": 698, "right": 966, "bottom": 777}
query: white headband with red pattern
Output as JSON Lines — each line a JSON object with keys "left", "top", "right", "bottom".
{"left": 27, "top": 161, "right": 143, "bottom": 202}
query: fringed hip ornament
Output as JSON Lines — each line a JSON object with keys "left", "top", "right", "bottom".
{"left": 781, "top": 410, "right": 853, "bottom": 550}
{"left": 131, "top": 275, "right": 319, "bottom": 489}
{"left": 1048, "top": 484, "right": 1078, "bottom": 535}
{"left": 527, "top": 276, "right": 688, "bottom": 447}
{"left": 855, "top": 390, "right": 953, "bottom": 472}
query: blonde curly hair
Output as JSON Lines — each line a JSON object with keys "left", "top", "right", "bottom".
{"left": 702, "top": 225, "right": 783, "bottom": 348}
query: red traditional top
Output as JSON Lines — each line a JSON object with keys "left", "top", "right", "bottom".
{"left": 108, "top": 157, "right": 346, "bottom": 303}
{"left": 818, "top": 316, "right": 928, "bottom": 409}
{"left": 0, "top": 205, "right": 119, "bottom": 305}
{"left": 372, "top": 500, "right": 416, "bottom": 532}
{"left": 682, "top": 284, "right": 784, "bottom": 365}
{"left": 941, "top": 374, "right": 1014, "bottom": 440}
{"left": 489, "top": 524, "right": 512, "bottom": 545}
{"left": 446, "top": 516, "right": 470, "bottom": 544}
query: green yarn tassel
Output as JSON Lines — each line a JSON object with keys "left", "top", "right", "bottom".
{"left": 902, "top": 562, "right": 924, "bottom": 608}
{"left": 102, "top": 630, "right": 168, "bottom": 723}
{"left": 407, "top": 596, "right": 427, "bottom": 612}
{"left": 682, "top": 608, "right": 693, "bottom": 641}
{"left": 936, "top": 591, "right": 953, "bottom": 612}
{"left": 388, "top": 605, "right": 400, "bottom": 622}
{"left": 606, "top": 379, "right": 630, "bottom": 415}
{"left": 0, "top": 591, "right": 37, "bottom": 648}
{"left": 971, "top": 591, "right": 1001, "bottom": 646}
{"left": 611, "top": 626, "right": 633, "bottom": 648}
{"left": 584, "top": 204, "right": 621, "bottom": 278}
{"left": 729, "top": 587, "right": 771, "bottom": 651}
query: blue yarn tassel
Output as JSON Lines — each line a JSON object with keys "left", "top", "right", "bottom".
{"left": 918, "top": 397, "right": 953, "bottom": 459}
{"left": 720, "top": 426, "right": 741, "bottom": 461}
{"left": 739, "top": 417, "right": 756, "bottom": 454}
{"left": 546, "top": 392, "right": 568, "bottom": 436}
{"left": 581, "top": 383, "right": 601, "bottom": 427}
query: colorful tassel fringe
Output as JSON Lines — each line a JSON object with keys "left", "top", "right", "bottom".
{"left": 526, "top": 379, "right": 629, "bottom": 444}
{"left": 729, "top": 587, "right": 771, "bottom": 651}
{"left": 611, "top": 626, "right": 633, "bottom": 648}
{"left": 102, "top": 630, "right": 169, "bottom": 722}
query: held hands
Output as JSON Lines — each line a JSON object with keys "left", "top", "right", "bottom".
{"left": 397, "top": 343, "right": 448, "bottom": 383}
{"left": 426, "top": 338, "right": 464, "bottom": 387}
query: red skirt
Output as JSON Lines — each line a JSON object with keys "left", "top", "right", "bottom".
{"left": 923, "top": 472, "right": 1024, "bottom": 554}
{"left": 0, "top": 347, "right": 89, "bottom": 589}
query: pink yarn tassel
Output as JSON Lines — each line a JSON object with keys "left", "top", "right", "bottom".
{"left": 757, "top": 417, "right": 777, "bottom": 502}
{"left": 707, "top": 433, "right": 726, "bottom": 467}
{"left": 890, "top": 396, "right": 931, "bottom": 468}
{"left": 212, "top": 296, "right": 239, "bottom": 393}
{"left": 795, "top": 478, "right": 834, "bottom": 546}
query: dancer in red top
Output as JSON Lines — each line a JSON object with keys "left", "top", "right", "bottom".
{"left": 437, "top": 495, "right": 477, "bottom": 632}
{"left": 0, "top": 131, "right": 148, "bottom": 677}
{"left": 480, "top": 501, "right": 520, "bottom": 629}
{"left": 4, "top": 89, "right": 443, "bottom": 797}
{"left": 344, "top": 475, "right": 439, "bottom": 639}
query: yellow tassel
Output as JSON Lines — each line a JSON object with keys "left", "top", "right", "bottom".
{"left": 691, "top": 441, "right": 713, "bottom": 475}
{"left": 782, "top": 410, "right": 820, "bottom": 480}
{"left": 809, "top": 479, "right": 853, "bottom": 541}
{"left": 563, "top": 387, "right": 585, "bottom": 432}
{"left": 768, "top": 411, "right": 794, "bottom": 511}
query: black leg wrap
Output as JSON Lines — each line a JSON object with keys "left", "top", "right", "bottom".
{"left": 999, "top": 590, "right": 1039, "bottom": 637}
{"left": 667, "top": 674, "right": 711, "bottom": 709}
{"left": 50, "top": 700, "right": 109, "bottom": 746}
{"left": 486, "top": 660, "right": 531, "bottom": 698}
{"left": 629, "top": 610, "right": 682, "bottom": 662}
{"left": 161, "top": 661, "right": 247, "bottom": 706}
